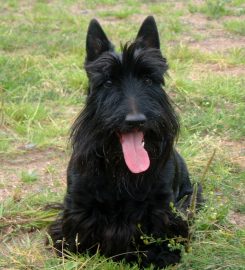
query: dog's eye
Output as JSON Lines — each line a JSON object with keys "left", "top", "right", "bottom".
{"left": 103, "top": 80, "right": 113, "bottom": 88}
{"left": 144, "top": 77, "right": 152, "bottom": 86}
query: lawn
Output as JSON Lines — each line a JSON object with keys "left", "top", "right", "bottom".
{"left": 0, "top": 0, "right": 244, "bottom": 269}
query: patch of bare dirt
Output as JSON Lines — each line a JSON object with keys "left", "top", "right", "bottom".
{"left": 229, "top": 211, "right": 245, "bottom": 228}
{"left": 69, "top": 2, "right": 187, "bottom": 26}
{"left": 70, "top": 4, "right": 131, "bottom": 25}
{"left": 189, "top": 63, "right": 245, "bottom": 80}
{"left": 70, "top": 5, "right": 92, "bottom": 16}
{"left": 181, "top": 13, "right": 245, "bottom": 52}
{"left": 181, "top": 13, "right": 225, "bottom": 42}
{"left": 70, "top": 3, "right": 121, "bottom": 17}
{"left": 182, "top": 14, "right": 211, "bottom": 31}
{"left": 222, "top": 140, "right": 245, "bottom": 169}
{"left": 190, "top": 36, "right": 245, "bottom": 52}
{"left": 221, "top": 14, "right": 245, "bottom": 21}
{"left": 0, "top": 148, "right": 68, "bottom": 202}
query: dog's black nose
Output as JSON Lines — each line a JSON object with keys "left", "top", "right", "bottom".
{"left": 125, "top": 113, "right": 146, "bottom": 126}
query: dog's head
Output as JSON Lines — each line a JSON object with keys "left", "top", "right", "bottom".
{"left": 72, "top": 17, "right": 179, "bottom": 174}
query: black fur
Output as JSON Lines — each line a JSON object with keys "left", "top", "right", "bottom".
{"left": 48, "top": 16, "right": 202, "bottom": 269}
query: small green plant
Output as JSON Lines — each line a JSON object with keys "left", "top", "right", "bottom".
{"left": 167, "top": 238, "right": 185, "bottom": 252}
{"left": 224, "top": 19, "right": 245, "bottom": 35}
{"left": 188, "top": 3, "right": 200, "bottom": 14}
{"left": 189, "top": 0, "right": 233, "bottom": 19}
{"left": 137, "top": 217, "right": 188, "bottom": 251}
{"left": 168, "top": 18, "right": 184, "bottom": 34}
{"left": 140, "top": 234, "right": 163, "bottom": 246}
{"left": 21, "top": 170, "right": 38, "bottom": 183}
{"left": 204, "top": 0, "right": 230, "bottom": 18}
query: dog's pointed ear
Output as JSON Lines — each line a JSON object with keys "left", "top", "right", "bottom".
{"left": 136, "top": 16, "right": 160, "bottom": 49}
{"left": 86, "top": 19, "right": 113, "bottom": 62}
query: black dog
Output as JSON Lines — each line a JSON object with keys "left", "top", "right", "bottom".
{"left": 48, "top": 16, "right": 202, "bottom": 269}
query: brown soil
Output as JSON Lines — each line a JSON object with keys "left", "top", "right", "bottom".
{"left": 189, "top": 63, "right": 245, "bottom": 80}
{"left": 0, "top": 148, "right": 68, "bottom": 202}
{"left": 182, "top": 13, "right": 245, "bottom": 52}
{"left": 190, "top": 36, "right": 245, "bottom": 52}
{"left": 182, "top": 14, "right": 212, "bottom": 31}
{"left": 229, "top": 211, "right": 245, "bottom": 228}
{"left": 221, "top": 140, "right": 245, "bottom": 169}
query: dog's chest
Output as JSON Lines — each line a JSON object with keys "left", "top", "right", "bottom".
{"left": 91, "top": 180, "right": 170, "bottom": 225}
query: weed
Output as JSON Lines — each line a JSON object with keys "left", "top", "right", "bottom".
{"left": 204, "top": 0, "right": 231, "bottom": 18}
{"left": 224, "top": 19, "right": 245, "bottom": 35}
{"left": 21, "top": 170, "right": 39, "bottom": 183}
{"left": 188, "top": 0, "right": 244, "bottom": 18}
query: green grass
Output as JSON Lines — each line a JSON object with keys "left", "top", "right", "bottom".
{"left": 189, "top": 0, "right": 231, "bottom": 18}
{"left": 21, "top": 170, "right": 39, "bottom": 183}
{"left": 224, "top": 19, "right": 245, "bottom": 35}
{"left": 0, "top": 0, "right": 244, "bottom": 269}
{"left": 188, "top": 0, "right": 245, "bottom": 18}
{"left": 98, "top": 7, "right": 140, "bottom": 19}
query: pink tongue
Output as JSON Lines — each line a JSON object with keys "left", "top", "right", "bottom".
{"left": 120, "top": 131, "right": 150, "bottom": 174}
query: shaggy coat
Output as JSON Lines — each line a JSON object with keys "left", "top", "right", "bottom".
{"left": 48, "top": 16, "right": 202, "bottom": 269}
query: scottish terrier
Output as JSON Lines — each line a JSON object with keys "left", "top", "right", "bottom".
{"left": 48, "top": 16, "right": 202, "bottom": 269}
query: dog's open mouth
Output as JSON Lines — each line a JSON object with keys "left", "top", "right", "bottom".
{"left": 119, "top": 131, "right": 150, "bottom": 174}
